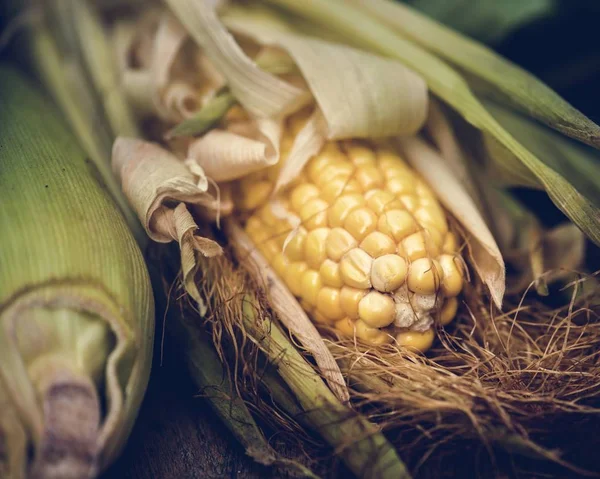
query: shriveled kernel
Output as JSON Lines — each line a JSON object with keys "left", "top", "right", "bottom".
{"left": 370, "top": 254, "right": 407, "bottom": 292}
{"left": 317, "top": 287, "right": 344, "bottom": 320}
{"left": 415, "top": 206, "right": 448, "bottom": 234}
{"left": 328, "top": 194, "right": 365, "bottom": 228}
{"left": 355, "top": 165, "right": 384, "bottom": 191}
{"left": 396, "top": 328, "right": 435, "bottom": 353}
{"left": 320, "top": 259, "right": 344, "bottom": 287}
{"left": 335, "top": 317, "right": 357, "bottom": 336}
{"left": 407, "top": 258, "right": 442, "bottom": 295}
{"left": 402, "top": 232, "right": 429, "bottom": 261}
{"left": 290, "top": 183, "right": 320, "bottom": 213}
{"left": 239, "top": 181, "right": 272, "bottom": 210}
{"left": 355, "top": 320, "right": 392, "bottom": 345}
{"left": 366, "top": 190, "right": 403, "bottom": 215}
{"left": 439, "top": 254, "right": 464, "bottom": 297}
{"left": 378, "top": 210, "right": 417, "bottom": 242}
{"left": 358, "top": 291, "right": 396, "bottom": 328}
{"left": 443, "top": 232, "right": 459, "bottom": 253}
{"left": 343, "top": 207, "right": 377, "bottom": 241}
{"left": 326, "top": 228, "right": 357, "bottom": 261}
{"left": 399, "top": 195, "right": 419, "bottom": 212}
{"left": 340, "top": 287, "right": 365, "bottom": 319}
{"left": 321, "top": 178, "right": 362, "bottom": 204}
{"left": 272, "top": 253, "right": 289, "bottom": 278}
{"left": 284, "top": 229, "right": 307, "bottom": 262}
{"left": 340, "top": 248, "right": 372, "bottom": 289}
{"left": 304, "top": 228, "right": 329, "bottom": 269}
{"left": 301, "top": 270, "right": 322, "bottom": 306}
{"left": 300, "top": 198, "right": 329, "bottom": 230}
{"left": 440, "top": 297, "right": 459, "bottom": 326}
{"left": 359, "top": 231, "right": 396, "bottom": 258}
{"left": 285, "top": 262, "right": 308, "bottom": 296}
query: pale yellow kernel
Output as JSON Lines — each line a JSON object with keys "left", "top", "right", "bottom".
{"left": 387, "top": 176, "right": 416, "bottom": 196}
{"left": 258, "top": 239, "right": 280, "bottom": 259}
{"left": 366, "top": 190, "right": 403, "bottom": 215}
{"left": 415, "top": 206, "right": 448, "bottom": 234}
{"left": 343, "top": 207, "right": 377, "bottom": 241}
{"left": 245, "top": 216, "right": 264, "bottom": 238}
{"left": 258, "top": 204, "right": 278, "bottom": 226}
{"left": 272, "top": 252, "right": 289, "bottom": 278}
{"left": 370, "top": 254, "right": 407, "bottom": 292}
{"left": 300, "top": 198, "right": 329, "bottom": 230}
{"left": 284, "top": 229, "right": 307, "bottom": 262}
{"left": 439, "top": 254, "right": 464, "bottom": 297}
{"left": 316, "top": 287, "right": 345, "bottom": 320}
{"left": 355, "top": 320, "right": 392, "bottom": 346}
{"left": 399, "top": 195, "right": 419, "bottom": 211}
{"left": 377, "top": 151, "right": 405, "bottom": 170}
{"left": 407, "top": 258, "right": 442, "bottom": 295}
{"left": 304, "top": 228, "right": 330, "bottom": 269}
{"left": 440, "top": 297, "right": 459, "bottom": 326}
{"left": 443, "top": 232, "right": 459, "bottom": 253}
{"left": 307, "top": 154, "right": 337, "bottom": 181}
{"left": 358, "top": 291, "right": 396, "bottom": 328}
{"left": 239, "top": 181, "right": 272, "bottom": 210}
{"left": 423, "top": 226, "right": 444, "bottom": 251}
{"left": 290, "top": 183, "right": 320, "bottom": 213}
{"left": 340, "top": 287, "right": 365, "bottom": 319}
{"left": 320, "top": 259, "right": 344, "bottom": 288}
{"left": 402, "top": 232, "right": 429, "bottom": 261}
{"left": 285, "top": 262, "right": 308, "bottom": 296}
{"left": 396, "top": 328, "right": 435, "bottom": 353}
{"left": 314, "top": 162, "right": 355, "bottom": 188}
{"left": 361, "top": 231, "right": 397, "bottom": 258}
{"left": 355, "top": 165, "right": 384, "bottom": 191}
{"left": 347, "top": 144, "right": 377, "bottom": 166}
{"left": 328, "top": 194, "right": 365, "bottom": 228}
{"left": 339, "top": 248, "right": 372, "bottom": 289}
{"left": 335, "top": 317, "right": 357, "bottom": 336}
{"left": 378, "top": 210, "right": 417, "bottom": 242}
{"left": 326, "top": 228, "right": 357, "bottom": 261}
{"left": 416, "top": 182, "right": 434, "bottom": 198}
{"left": 312, "top": 310, "right": 332, "bottom": 325}
{"left": 301, "top": 270, "right": 322, "bottom": 306}
{"left": 320, "top": 178, "right": 362, "bottom": 204}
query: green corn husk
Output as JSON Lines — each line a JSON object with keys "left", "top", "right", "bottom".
{"left": 0, "top": 66, "right": 154, "bottom": 478}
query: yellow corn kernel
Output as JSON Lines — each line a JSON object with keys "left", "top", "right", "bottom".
{"left": 396, "top": 328, "right": 435, "bottom": 353}
{"left": 443, "top": 232, "right": 459, "bottom": 253}
{"left": 335, "top": 317, "right": 357, "bottom": 336}
{"left": 285, "top": 262, "right": 308, "bottom": 297}
{"left": 317, "top": 287, "right": 345, "bottom": 320}
{"left": 358, "top": 291, "right": 396, "bottom": 328}
{"left": 258, "top": 203, "right": 280, "bottom": 227}
{"left": 440, "top": 297, "right": 459, "bottom": 326}
{"left": 415, "top": 206, "right": 448, "bottom": 235}
{"left": 313, "top": 309, "right": 332, "bottom": 325}
{"left": 366, "top": 189, "right": 403, "bottom": 215}
{"left": 239, "top": 180, "right": 272, "bottom": 210}
{"left": 328, "top": 194, "right": 364, "bottom": 228}
{"left": 340, "top": 287, "right": 365, "bottom": 319}
{"left": 355, "top": 165, "right": 384, "bottom": 191}
{"left": 290, "top": 183, "right": 320, "bottom": 213}
{"left": 300, "top": 198, "right": 329, "bottom": 230}
{"left": 355, "top": 320, "right": 392, "bottom": 345}
{"left": 245, "top": 215, "right": 264, "bottom": 238}
{"left": 306, "top": 154, "right": 338, "bottom": 183}
{"left": 370, "top": 254, "right": 407, "bottom": 292}
{"left": 258, "top": 239, "right": 280, "bottom": 259}
{"left": 304, "top": 228, "right": 330, "bottom": 269}
{"left": 284, "top": 228, "right": 307, "bottom": 262}
{"left": 339, "top": 248, "right": 372, "bottom": 289}
{"left": 326, "top": 228, "right": 357, "bottom": 261}
{"left": 272, "top": 252, "right": 290, "bottom": 278}
{"left": 320, "top": 178, "right": 362, "bottom": 204}
{"left": 359, "top": 231, "right": 397, "bottom": 258}
{"left": 315, "top": 162, "right": 355, "bottom": 188}
{"left": 343, "top": 207, "right": 377, "bottom": 241}
{"left": 401, "top": 232, "right": 429, "bottom": 261}
{"left": 378, "top": 209, "right": 417, "bottom": 242}
{"left": 399, "top": 194, "right": 419, "bottom": 212}
{"left": 301, "top": 270, "right": 322, "bottom": 306}
{"left": 347, "top": 144, "right": 377, "bottom": 166}
{"left": 407, "top": 258, "right": 441, "bottom": 295}
{"left": 423, "top": 226, "right": 444, "bottom": 251}
{"left": 320, "top": 259, "right": 344, "bottom": 288}
{"left": 387, "top": 177, "right": 416, "bottom": 196}
{"left": 377, "top": 152, "right": 407, "bottom": 171}
{"left": 438, "top": 254, "right": 463, "bottom": 297}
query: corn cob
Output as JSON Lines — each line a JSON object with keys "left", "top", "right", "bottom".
{"left": 237, "top": 114, "right": 464, "bottom": 351}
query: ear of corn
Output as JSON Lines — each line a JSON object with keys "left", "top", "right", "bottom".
{"left": 0, "top": 66, "right": 154, "bottom": 477}
{"left": 238, "top": 119, "right": 464, "bottom": 352}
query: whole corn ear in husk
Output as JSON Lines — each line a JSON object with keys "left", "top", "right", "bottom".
{"left": 0, "top": 66, "right": 154, "bottom": 478}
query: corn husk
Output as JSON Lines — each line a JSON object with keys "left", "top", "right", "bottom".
{"left": 0, "top": 66, "right": 154, "bottom": 478}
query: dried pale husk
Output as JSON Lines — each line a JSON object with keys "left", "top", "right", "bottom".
{"left": 0, "top": 67, "right": 154, "bottom": 477}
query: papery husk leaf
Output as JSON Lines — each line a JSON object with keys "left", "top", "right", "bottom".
{"left": 396, "top": 136, "right": 505, "bottom": 307}
{"left": 112, "top": 137, "right": 223, "bottom": 311}
{"left": 0, "top": 67, "right": 154, "bottom": 475}
{"left": 265, "top": 0, "right": 600, "bottom": 247}
{"left": 346, "top": 0, "right": 600, "bottom": 149}
{"left": 164, "top": 0, "right": 306, "bottom": 119}
{"left": 225, "top": 220, "right": 349, "bottom": 403}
